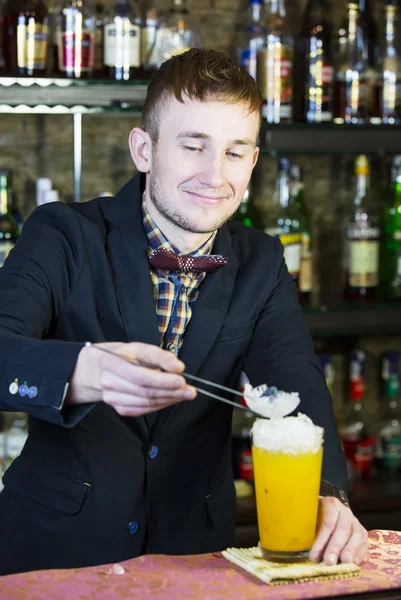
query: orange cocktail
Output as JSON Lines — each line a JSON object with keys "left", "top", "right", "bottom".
{"left": 252, "top": 414, "right": 324, "bottom": 562}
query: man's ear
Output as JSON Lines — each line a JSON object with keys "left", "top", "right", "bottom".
{"left": 129, "top": 127, "right": 152, "bottom": 173}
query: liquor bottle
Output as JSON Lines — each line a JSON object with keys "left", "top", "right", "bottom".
{"left": 1, "top": 0, "right": 49, "bottom": 77}
{"left": 340, "top": 350, "right": 375, "bottom": 480}
{"left": 257, "top": 0, "right": 293, "bottom": 123}
{"left": 291, "top": 165, "right": 313, "bottom": 305}
{"left": 375, "top": 351, "right": 401, "bottom": 472}
{"left": 234, "top": 183, "right": 264, "bottom": 229}
{"left": 94, "top": 2, "right": 106, "bottom": 78}
{"left": 344, "top": 155, "right": 380, "bottom": 302}
{"left": 300, "top": 0, "right": 334, "bottom": 124}
{"left": 56, "top": 0, "right": 96, "bottom": 78}
{"left": 0, "top": 170, "right": 19, "bottom": 267}
{"left": 379, "top": 1, "right": 401, "bottom": 125}
{"left": 265, "top": 159, "right": 302, "bottom": 285}
{"left": 139, "top": 7, "right": 158, "bottom": 77}
{"left": 382, "top": 156, "right": 401, "bottom": 300}
{"left": 334, "top": 0, "right": 380, "bottom": 124}
{"left": 236, "top": 0, "right": 265, "bottom": 81}
{"left": 104, "top": 0, "right": 141, "bottom": 81}
{"left": 152, "top": 0, "right": 202, "bottom": 68}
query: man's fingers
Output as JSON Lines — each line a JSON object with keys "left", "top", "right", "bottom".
{"left": 115, "top": 342, "right": 185, "bottom": 373}
{"left": 309, "top": 497, "right": 340, "bottom": 562}
{"left": 99, "top": 356, "right": 187, "bottom": 390}
{"left": 340, "top": 521, "right": 368, "bottom": 565}
{"left": 321, "top": 508, "right": 353, "bottom": 565}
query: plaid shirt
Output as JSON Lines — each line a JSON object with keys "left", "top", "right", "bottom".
{"left": 142, "top": 195, "right": 216, "bottom": 355}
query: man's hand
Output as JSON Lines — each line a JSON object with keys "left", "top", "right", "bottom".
{"left": 66, "top": 341, "right": 197, "bottom": 416}
{"left": 309, "top": 496, "right": 368, "bottom": 566}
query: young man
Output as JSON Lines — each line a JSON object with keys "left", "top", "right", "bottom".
{"left": 0, "top": 49, "right": 367, "bottom": 575}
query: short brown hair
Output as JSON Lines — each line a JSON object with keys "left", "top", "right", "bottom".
{"left": 141, "top": 48, "right": 262, "bottom": 144}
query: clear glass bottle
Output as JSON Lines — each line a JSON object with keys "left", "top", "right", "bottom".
{"left": 257, "top": 0, "right": 293, "bottom": 123}
{"left": 340, "top": 350, "right": 375, "bottom": 480}
{"left": 152, "top": 0, "right": 202, "bottom": 68}
{"left": 234, "top": 182, "right": 264, "bottom": 230}
{"left": 291, "top": 165, "right": 313, "bottom": 305}
{"left": 379, "top": 1, "right": 401, "bottom": 125}
{"left": 1, "top": 0, "right": 49, "bottom": 77}
{"left": 236, "top": 0, "right": 265, "bottom": 81}
{"left": 381, "top": 155, "right": 401, "bottom": 301}
{"left": 139, "top": 6, "right": 158, "bottom": 77}
{"left": 104, "top": 0, "right": 141, "bottom": 81}
{"left": 300, "top": 0, "right": 334, "bottom": 124}
{"left": 334, "top": 0, "right": 380, "bottom": 124}
{"left": 375, "top": 351, "right": 401, "bottom": 472}
{"left": 56, "top": 0, "right": 96, "bottom": 79}
{"left": 343, "top": 155, "right": 380, "bottom": 302}
{"left": 0, "top": 169, "right": 20, "bottom": 267}
{"left": 265, "top": 158, "right": 303, "bottom": 285}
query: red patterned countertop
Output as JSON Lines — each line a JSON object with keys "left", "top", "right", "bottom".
{"left": 1, "top": 530, "right": 401, "bottom": 599}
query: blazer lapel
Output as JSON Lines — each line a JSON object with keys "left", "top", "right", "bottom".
{"left": 104, "top": 174, "right": 160, "bottom": 438}
{"left": 152, "top": 222, "right": 239, "bottom": 438}
{"left": 104, "top": 174, "right": 160, "bottom": 349}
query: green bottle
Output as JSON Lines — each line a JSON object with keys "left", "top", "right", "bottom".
{"left": 291, "top": 165, "right": 313, "bottom": 305}
{"left": 382, "top": 156, "right": 401, "bottom": 301}
{"left": 234, "top": 182, "right": 264, "bottom": 229}
{"left": 376, "top": 351, "right": 401, "bottom": 472}
{"left": 0, "top": 170, "right": 19, "bottom": 267}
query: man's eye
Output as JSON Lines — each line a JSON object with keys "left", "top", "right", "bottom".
{"left": 184, "top": 146, "right": 201, "bottom": 152}
{"left": 228, "top": 152, "right": 244, "bottom": 160}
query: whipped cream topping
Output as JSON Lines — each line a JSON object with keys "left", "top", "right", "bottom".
{"left": 251, "top": 413, "right": 324, "bottom": 454}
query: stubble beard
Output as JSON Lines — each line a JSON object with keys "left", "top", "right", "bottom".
{"left": 148, "top": 162, "right": 237, "bottom": 235}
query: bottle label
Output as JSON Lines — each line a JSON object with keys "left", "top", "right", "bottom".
{"left": 104, "top": 21, "right": 140, "bottom": 69}
{"left": 0, "top": 242, "right": 14, "bottom": 267}
{"left": 299, "top": 232, "right": 313, "bottom": 292}
{"left": 280, "top": 232, "right": 301, "bottom": 277}
{"left": 353, "top": 435, "right": 375, "bottom": 473}
{"left": 59, "top": 31, "right": 95, "bottom": 72}
{"left": 348, "top": 240, "right": 379, "bottom": 287}
{"left": 17, "top": 23, "right": 48, "bottom": 70}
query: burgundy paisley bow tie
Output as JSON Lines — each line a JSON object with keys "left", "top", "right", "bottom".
{"left": 149, "top": 248, "right": 228, "bottom": 274}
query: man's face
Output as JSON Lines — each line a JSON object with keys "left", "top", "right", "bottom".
{"left": 147, "top": 96, "right": 260, "bottom": 235}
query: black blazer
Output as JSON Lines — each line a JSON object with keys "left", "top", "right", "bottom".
{"left": 0, "top": 174, "right": 346, "bottom": 575}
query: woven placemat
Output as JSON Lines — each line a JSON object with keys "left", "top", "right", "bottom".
{"left": 222, "top": 546, "right": 361, "bottom": 585}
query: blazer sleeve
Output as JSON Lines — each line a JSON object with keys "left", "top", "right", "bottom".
{"left": 0, "top": 203, "right": 94, "bottom": 428}
{"left": 242, "top": 237, "right": 347, "bottom": 492}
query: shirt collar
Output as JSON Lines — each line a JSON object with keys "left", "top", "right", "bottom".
{"left": 142, "top": 193, "right": 216, "bottom": 256}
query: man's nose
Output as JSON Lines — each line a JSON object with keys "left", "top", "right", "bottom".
{"left": 199, "top": 155, "right": 227, "bottom": 188}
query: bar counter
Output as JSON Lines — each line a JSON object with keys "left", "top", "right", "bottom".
{"left": 1, "top": 530, "right": 401, "bottom": 599}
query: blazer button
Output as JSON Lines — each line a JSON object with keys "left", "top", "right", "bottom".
{"left": 148, "top": 445, "right": 159, "bottom": 459}
{"left": 18, "top": 384, "right": 29, "bottom": 397}
{"left": 128, "top": 521, "right": 139, "bottom": 535}
{"left": 28, "top": 386, "right": 38, "bottom": 399}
